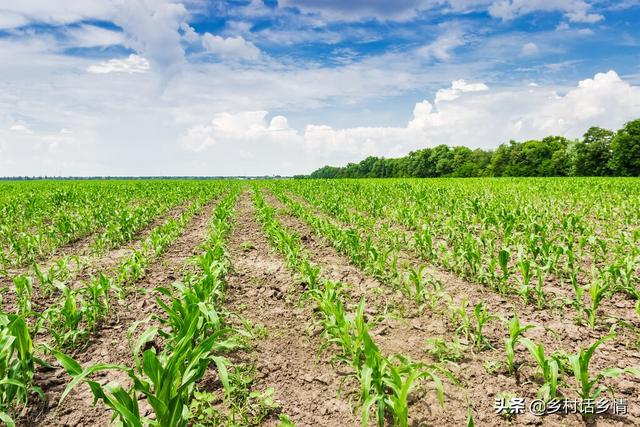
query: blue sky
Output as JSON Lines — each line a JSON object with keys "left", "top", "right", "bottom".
{"left": 1, "top": 0, "right": 639, "bottom": 176}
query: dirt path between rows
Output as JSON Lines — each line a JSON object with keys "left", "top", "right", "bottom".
{"left": 225, "top": 191, "right": 359, "bottom": 427}
{"left": 21, "top": 198, "right": 218, "bottom": 427}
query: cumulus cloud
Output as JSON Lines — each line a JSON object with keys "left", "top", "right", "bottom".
{"left": 178, "top": 70, "right": 640, "bottom": 173}
{"left": 87, "top": 54, "right": 150, "bottom": 74}
{"left": 434, "top": 80, "right": 489, "bottom": 103}
{"left": 181, "top": 111, "right": 297, "bottom": 151}
{"left": 111, "top": 0, "right": 188, "bottom": 81}
{"left": 201, "top": 33, "right": 262, "bottom": 60}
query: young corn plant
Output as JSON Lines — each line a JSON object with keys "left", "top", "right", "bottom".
{"left": 503, "top": 314, "right": 535, "bottom": 374}
{"left": 496, "top": 248, "right": 511, "bottom": 294}
{"left": 521, "top": 338, "right": 560, "bottom": 402}
{"left": 413, "top": 226, "right": 435, "bottom": 261}
{"left": 470, "top": 303, "right": 496, "bottom": 350}
{"left": 583, "top": 277, "right": 611, "bottom": 329}
{"left": 403, "top": 265, "right": 429, "bottom": 304}
{"left": 516, "top": 259, "right": 533, "bottom": 304}
{"left": 568, "top": 333, "right": 640, "bottom": 419}
{"left": 40, "top": 286, "right": 87, "bottom": 348}
{"left": 353, "top": 300, "right": 451, "bottom": 427}
{"left": 82, "top": 273, "right": 112, "bottom": 328}
{"left": 33, "top": 262, "right": 66, "bottom": 298}
{"left": 423, "top": 279, "right": 447, "bottom": 313}
{"left": 12, "top": 276, "right": 32, "bottom": 317}
{"left": 298, "top": 259, "right": 321, "bottom": 292}
{"left": 54, "top": 318, "right": 233, "bottom": 427}
{"left": 447, "top": 297, "right": 469, "bottom": 329}
{"left": 0, "top": 312, "right": 44, "bottom": 426}
{"left": 381, "top": 356, "right": 449, "bottom": 427}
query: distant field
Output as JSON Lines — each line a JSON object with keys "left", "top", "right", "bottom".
{"left": 1, "top": 178, "right": 639, "bottom": 426}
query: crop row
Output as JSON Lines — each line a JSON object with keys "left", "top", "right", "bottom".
{"left": 253, "top": 188, "right": 456, "bottom": 426}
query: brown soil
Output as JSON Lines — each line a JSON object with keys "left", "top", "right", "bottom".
{"left": 224, "top": 192, "right": 360, "bottom": 426}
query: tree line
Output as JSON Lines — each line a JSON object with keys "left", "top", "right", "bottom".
{"left": 305, "top": 119, "right": 640, "bottom": 178}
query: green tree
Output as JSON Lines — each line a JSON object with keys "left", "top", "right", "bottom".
{"left": 611, "top": 119, "right": 640, "bottom": 176}
{"left": 574, "top": 127, "right": 614, "bottom": 176}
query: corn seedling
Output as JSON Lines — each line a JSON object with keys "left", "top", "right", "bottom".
{"left": 470, "top": 303, "right": 496, "bottom": 350}
{"left": 0, "top": 312, "right": 44, "bottom": 426}
{"left": 403, "top": 264, "right": 430, "bottom": 304}
{"left": 516, "top": 259, "right": 533, "bottom": 304}
{"left": 12, "top": 276, "right": 32, "bottom": 317}
{"left": 520, "top": 338, "right": 560, "bottom": 401}
{"left": 504, "top": 314, "right": 535, "bottom": 374}
{"left": 568, "top": 333, "right": 640, "bottom": 418}
{"left": 584, "top": 277, "right": 611, "bottom": 329}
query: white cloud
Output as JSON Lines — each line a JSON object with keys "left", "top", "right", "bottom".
{"left": 488, "top": 0, "right": 603, "bottom": 23}
{"left": 0, "top": 2, "right": 115, "bottom": 29}
{"left": 435, "top": 80, "right": 489, "bottom": 103}
{"left": 269, "top": 115, "right": 290, "bottom": 131}
{"left": 181, "top": 111, "right": 297, "bottom": 151}
{"left": 64, "top": 24, "right": 125, "bottom": 48}
{"left": 277, "top": 0, "right": 433, "bottom": 22}
{"left": 111, "top": 0, "right": 188, "bottom": 82}
{"left": 201, "top": 33, "right": 262, "bottom": 60}
{"left": 418, "top": 28, "right": 466, "bottom": 61}
{"left": 180, "top": 23, "right": 199, "bottom": 43}
{"left": 87, "top": 54, "right": 151, "bottom": 74}
{"left": 267, "top": 0, "right": 605, "bottom": 24}
{"left": 177, "top": 70, "right": 640, "bottom": 174}
{"left": 9, "top": 123, "right": 34, "bottom": 134}
{"left": 521, "top": 42, "right": 540, "bottom": 56}
{"left": 0, "top": 1, "right": 190, "bottom": 82}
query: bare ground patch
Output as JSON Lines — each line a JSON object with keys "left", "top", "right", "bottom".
{"left": 225, "top": 191, "right": 360, "bottom": 427}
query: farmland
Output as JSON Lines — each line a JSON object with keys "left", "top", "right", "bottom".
{"left": 0, "top": 178, "right": 639, "bottom": 427}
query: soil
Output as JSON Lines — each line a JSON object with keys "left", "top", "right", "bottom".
{"left": 225, "top": 192, "right": 360, "bottom": 426}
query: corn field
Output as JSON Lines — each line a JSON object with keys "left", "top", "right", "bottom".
{"left": 0, "top": 178, "right": 639, "bottom": 426}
